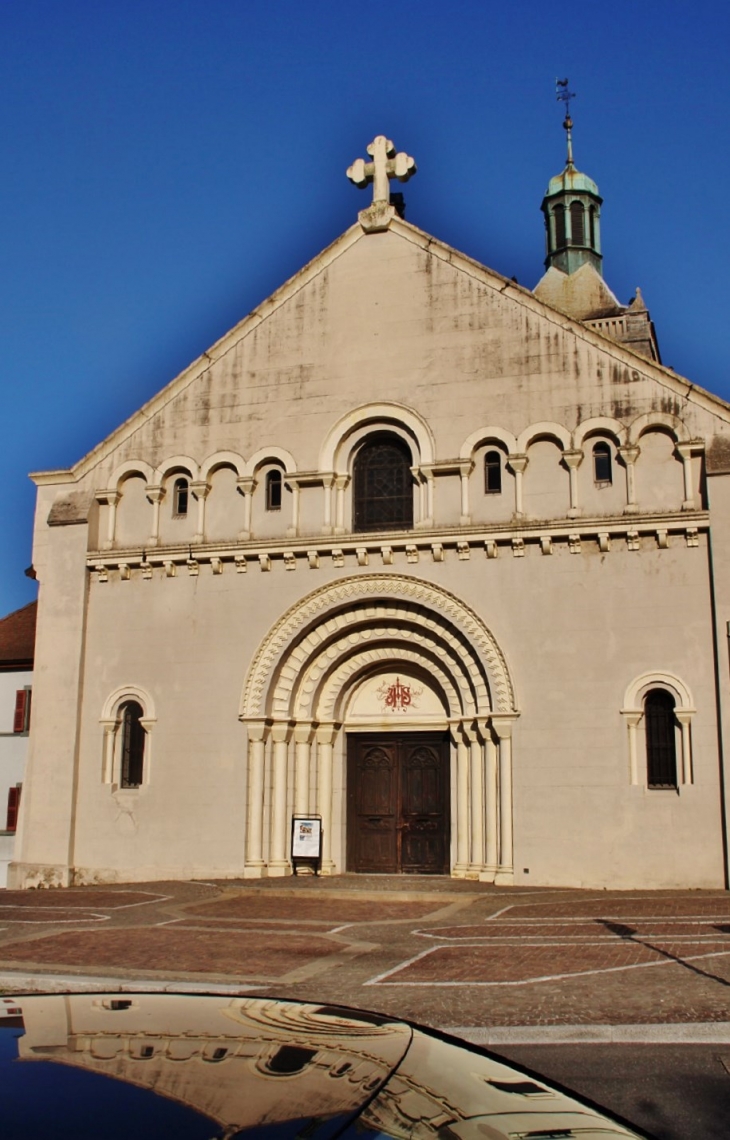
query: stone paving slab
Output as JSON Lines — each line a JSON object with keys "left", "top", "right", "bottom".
{"left": 1, "top": 879, "right": 729, "bottom": 1029}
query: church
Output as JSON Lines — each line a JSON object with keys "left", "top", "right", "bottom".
{"left": 10, "top": 123, "right": 730, "bottom": 891}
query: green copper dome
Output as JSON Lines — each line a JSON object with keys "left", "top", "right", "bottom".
{"left": 540, "top": 114, "right": 603, "bottom": 276}
{"left": 545, "top": 163, "right": 600, "bottom": 200}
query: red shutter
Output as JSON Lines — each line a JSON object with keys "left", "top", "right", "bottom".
{"left": 13, "top": 690, "right": 28, "bottom": 733}
{"left": 6, "top": 786, "right": 21, "bottom": 831}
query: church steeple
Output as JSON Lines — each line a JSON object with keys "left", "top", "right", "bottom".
{"left": 541, "top": 84, "right": 603, "bottom": 275}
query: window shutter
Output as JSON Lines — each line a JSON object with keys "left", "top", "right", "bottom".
{"left": 13, "top": 690, "right": 29, "bottom": 733}
{"left": 6, "top": 786, "right": 21, "bottom": 831}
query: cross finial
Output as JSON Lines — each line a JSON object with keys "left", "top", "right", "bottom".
{"left": 347, "top": 135, "right": 417, "bottom": 230}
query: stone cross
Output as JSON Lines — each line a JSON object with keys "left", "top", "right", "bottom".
{"left": 347, "top": 135, "right": 417, "bottom": 204}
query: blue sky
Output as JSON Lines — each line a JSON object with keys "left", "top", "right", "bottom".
{"left": 1, "top": 0, "right": 728, "bottom": 613}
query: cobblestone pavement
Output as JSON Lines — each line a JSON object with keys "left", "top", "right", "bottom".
{"left": 1, "top": 876, "right": 729, "bottom": 1029}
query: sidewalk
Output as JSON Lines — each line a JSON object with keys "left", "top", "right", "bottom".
{"left": 1, "top": 876, "right": 728, "bottom": 1031}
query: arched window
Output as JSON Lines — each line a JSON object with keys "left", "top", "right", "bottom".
{"left": 266, "top": 470, "right": 283, "bottom": 511}
{"left": 173, "top": 478, "right": 189, "bottom": 517}
{"left": 589, "top": 205, "right": 596, "bottom": 248}
{"left": 570, "top": 201, "right": 585, "bottom": 246}
{"left": 484, "top": 450, "right": 502, "bottom": 494}
{"left": 593, "top": 441, "right": 612, "bottom": 484}
{"left": 553, "top": 205, "right": 566, "bottom": 248}
{"left": 645, "top": 689, "right": 677, "bottom": 789}
{"left": 353, "top": 434, "right": 413, "bottom": 532}
{"left": 120, "top": 700, "right": 145, "bottom": 788}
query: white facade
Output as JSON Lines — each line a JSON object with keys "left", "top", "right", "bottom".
{"left": 0, "top": 668, "right": 31, "bottom": 887}
{"left": 10, "top": 163, "right": 730, "bottom": 891}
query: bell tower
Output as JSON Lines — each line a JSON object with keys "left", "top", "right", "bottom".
{"left": 541, "top": 83, "right": 603, "bottom": 275}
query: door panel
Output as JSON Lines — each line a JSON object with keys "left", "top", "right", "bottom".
{"left": 347, "top": 733, "right": 449, "bottom": 874}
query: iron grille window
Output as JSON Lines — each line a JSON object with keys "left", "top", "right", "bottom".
{"left": 173, "top": 478, "right": 189, "bottom": 517}
{"left": 354, "top": 435, "right": 413, "bottom": 532}
{"left": 120, "top": 700, "right": 145, "bottom": 788}
{"left": 645, "top": 689, "right": 678, "bottom": 788}
{"left": 484, "top": 450, "right": 502, "bottom": 494}
{"left": 570, "top": 201, "right": 585, "bottom": 246}
{"left": 553, "top": 205, "right": 566, "bottom": 249}
{"left": 266, "top": 469, "right": 283, "bottom": 511}
{"left": 593, "top": 441, "right": 612, "bottom": 484}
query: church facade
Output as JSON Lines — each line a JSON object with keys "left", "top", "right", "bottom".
{"left": 10, "top": 133, "right": 730, "bottom": 890}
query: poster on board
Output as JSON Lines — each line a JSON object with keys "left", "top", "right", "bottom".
{"left": 291, "top": 816, "right": 322, "bottom": 862}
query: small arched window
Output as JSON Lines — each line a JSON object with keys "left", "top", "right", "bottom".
{"left": 589, "top": 205, "right": 596, "bottom": 248}
{"left": 645, "top": 689, "right": 677, "bottom": 789}
{"left": 120, "top": 700, "right": 145, "bottom": 788}
{"left": 593, "top": 442, "right": 612, "bottom": 484}
{"left": 173, "top": 478, "right": 189, "bottom": 517}
{"left": 553, "top": 205, "right": 566, "bottom": 248}
{"left": 484, "top": 451, "right": 502, "bottom": 494}
{"left": 570, "top": 201, "right": 585, "bottom": 246}
{"left": 265, "top": 1046, "right": 317, "bottom": 1076}
{"left": 265, "top": 469, "right": 283, "bottom": 511}
{"left": 353, "top": 434, "right": 413, "bottom": 532}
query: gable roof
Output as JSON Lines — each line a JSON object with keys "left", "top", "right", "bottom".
{"left": 31, "top": 216, "right": 730, "bottom": 486}
{"left": 0, "top": 601, "right": 37, "bottom": 669}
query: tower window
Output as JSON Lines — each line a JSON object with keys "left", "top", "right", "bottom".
{"left": 645, "top": 689, "right": 678, "bottom": 789}
{"left": 570, "top": 201, "right": 585, "bottom": 246}
{"left": 484, "top": 451, "right": 502, "bottom": 494}
{"left": 354, "top": 434, "right": 413, "bottom": 532}
{"left": 266, "top": 470, "right": 283, "bottom": 511}
{"left": 553, "top": 205, "right": 566, "bottom": 249}
{"left": 592, "top": 442, "right": 612, "bottom": 484}
{"left": 120, "top": 701, "right": 145, "bottom": 788}
{"left": 173, "top": 478, "right": 189, "bottom": 517}
{"left": 589, "top": 206, "right": 596, "bottom": 247}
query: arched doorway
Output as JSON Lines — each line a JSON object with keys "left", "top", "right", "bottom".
{"left": 240, "top": 575, "right": 518, "bottom": 882}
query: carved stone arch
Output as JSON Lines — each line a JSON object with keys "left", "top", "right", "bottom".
{"left": 628, "top": 412, "right": 691, "bottom": 446}
{"left": 101, "top": 684, "right": 157, "bottom": 722}
{"left": 245, "top": 446, "right": 297, "bottom": 477}
{"left": 109, "top": 460, "right": 155, "bottom": 492}
{"left": 291, "top": 627, "right": 476, "bottom": 722}
{"left": 459, "top": 426, "right": 517, "bottom": 461}
{"left": 517, "top": 421, "right": 572, "bottom": 453}
{"left": 314, "top": 647, "right": 460, "bottom": 723}
{"left": 200, "top": 450, "right": 246, "bottom": 480}
{"left": 622, "top": 671, "right": 695, "bottom": 713}
{"left": 99, "top": 684, "right": 156, "bottom": 787}
{"left": 240, "top": 574, "right": 516, "bottom": 718}
{"left": 320, "top": 402, "right": 436, "bottom": 473}
{"left": 153, "top": 455, "right": 200, "bottom": 484}
{"left": 573, "top": 417, "right": 627, "bottom": 449}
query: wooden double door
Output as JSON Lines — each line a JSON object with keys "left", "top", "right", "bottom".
{"left": 347, "top": 733, "right": 450, "bottom": 874}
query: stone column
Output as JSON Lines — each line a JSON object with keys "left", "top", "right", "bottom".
{"left": 675, "top": 710, "right": 694, "bottom": 784}
{"left": 236, "top": 477, "right": 255, "bottom": 540}
{"left": 190, "top": 480, "right": 210, "bottom": 543}
{"left": 322, "top": 474, "right": 335, "bottom": 534}
{"left": 269, "top": 722, "right": 292, "bottom": 875}
{"left": 618, "top": 445, "right": 640, "bottom": 514}
{"left": 286, "top": 477, "right": 301, "bottom": 537}
{"left": 334, "top": 474, "right": 350, "bottom": 534}
{"left": 562, "top": 449, "right": 583, "bottom": 518}
{"left": 451, "top": 722, "right": 470, "bottom": 877}
{"left": 675, "top": 442, "right": 696, "bottom": 511}
{"left": 507, "top": 454, "right": 528, "bottom": 517}
{"left": 484, "top": 727, "right": 499, "bottom": 879}
{"left": 244, "top": 720, "right": 268, "bottom": 876}
{"left": 316, "top": 722, "right": 337, "bottom": 873}
{"left": 622, "top": 711, "right": 642, "bottom": 785}
{"left": 459, "top": 460, "right": 473, "bottom": 525}
{"left": 98, "top": 491, "right": 120, "bottom": 549}
{"left": 492, "top": 717, "right": 515, "bottom": 885}
{"left": 293, "top": 721, "right": 314, "bottom": 815}
{"left": 464, "top": 721, "right": 484, "bottom": 877}
{"left": 146, "top": 485, "right": 164, "bottom": 546}
{"left": 100, "top": 719, "right": 118, "bottom": 784}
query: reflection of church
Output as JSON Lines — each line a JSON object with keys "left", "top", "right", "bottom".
{"left": 11, "top": 121, "right": 730, "bottom": 890}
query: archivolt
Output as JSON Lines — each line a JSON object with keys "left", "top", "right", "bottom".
{"left": 240, "top": 574, "right": 516, "bottom": 717}
{"left": 308, "top": 646, "right": 460, "bottom": 722}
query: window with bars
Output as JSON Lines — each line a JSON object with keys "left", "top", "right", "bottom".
{"left": 353, "top": 435, "right": 413, "bottom": 532}
{"left": 120, "top": 700, "right": 145, "bottom": 788}
{"left": 592, "top": 441, "right": 612, "bottom": 484}
{"left": 645, "top": 689, "right": 678, "bottom": 788}
{"left": 266, "top": 469, "right": 283, "bottom": 511}
{"left": 484, "top": 451, "right": 502, "bottom": 494}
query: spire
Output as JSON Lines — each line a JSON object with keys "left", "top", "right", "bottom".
{"left": 541, "top": 81, "right": 603, "bottom": 276}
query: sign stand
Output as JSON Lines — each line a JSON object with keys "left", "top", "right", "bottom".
{"left": 291, "top": 815, "right": 323, "bottom": 876}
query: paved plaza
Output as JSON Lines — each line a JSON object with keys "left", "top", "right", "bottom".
{"left": 1, "top": 877, "right": 729, "bottom": 1030}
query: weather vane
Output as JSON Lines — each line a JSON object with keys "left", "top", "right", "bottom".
{"left": 555, "top": 78, "right": 576, "bottom": 165}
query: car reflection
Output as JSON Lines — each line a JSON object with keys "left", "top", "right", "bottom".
{"left": 0, "top": 993, "right": 652, "bottom": 1138}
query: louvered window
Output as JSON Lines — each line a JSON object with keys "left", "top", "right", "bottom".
{"left": 354, "top": 435, "right": 413, "bottom": 532}
{"left": 6, "top": 785, "right": 21, "bottom": 831}
{"left": 553, "top": 205, "right": 566, "bottom": 248}
{"left": 589, "top": 206, "right": 596, "bottom": 247}
{"left": 570, "top": 201, "right": 585, "bottom": 246}
{"left": 645, "top": 689, "right": 678, "bottom": 788}
{"left": 120, "top": 700, "right": 145, "bottom": 788}
{"left": 13, "top": 689, "right": 31, "bottom": 733}
{"left": 484, "top": 451, "right": 502, "bottom": 494}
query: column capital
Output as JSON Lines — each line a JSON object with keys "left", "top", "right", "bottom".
{"left": 316, "top": 722, "right": 338, "bottom": 745}
{"left": 562, "top": 448, "right": 584, "bottom": 469}
{"left": 145, "top": 484, "right": 165, "bottom": 504}
{"left": 270, "top": 721, "right": 293, "bottom": 744}
{"left": 618, "top": 444, "right": 640, "bottom": 464}
{"left": 236, "top": 476, "right": 256, "bottom": 495}
{"left": 674, "top": 708, "right": 695, "bottom": 727}
{"left": 507, "top": 453, "right": 528, "bottom": 474}
{"left": 334, "top": 473, "right": 350, "bottom": 491}
{"left": 293, "top": 721, "right": 315, "bottom": 744}
{"left": 491, "top": 714, "right": 518, "bottom": 740}
{"left": 620, "top": 709, "right": 643, "bottom": 728}
{"left": 189, "top": 480, "right": 210, "bottom": 500}
{"left": 96, "top": 489, "right": 120, "bottom": 507}
{"left": 241, "top": 718, "right": 270, "bottom": 742}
